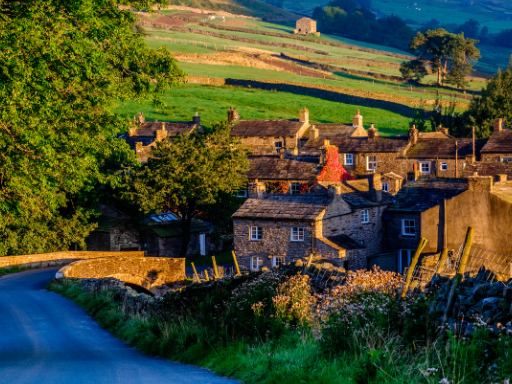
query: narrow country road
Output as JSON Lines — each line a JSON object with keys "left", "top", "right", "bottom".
{"left": 0, "top": 269, "right": 237, "bottom": 384}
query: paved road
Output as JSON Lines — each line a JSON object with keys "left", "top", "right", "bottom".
{"left": 0, "top": 269, "right": 237, "bottom": 384}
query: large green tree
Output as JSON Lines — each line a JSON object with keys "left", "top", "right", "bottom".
{"left": 0, "top": 0, "right": 183, "bottom": 255}
{"left": 406, "top": 28, "right": 479, "bottom": 88}
{"left": 128, "top": 123, "right": 249, "bottom": 256}
{"left": 467, "top": 63, "right": 512, "bottom": 137}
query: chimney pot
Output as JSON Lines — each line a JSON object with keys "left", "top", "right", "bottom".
{"left": 352, "top": 109, "right": 363, "bottom": 129}
{"left": 192, "top": 112, "right": 201, "bottom": 125}
{"left": 309, "top": 125, "right": 319, "bottom": 141}
{"left": 494, "top": 118, "right": 504, "bottom": 133}
{"left": 227, "top": 107, "right": 240, "bottom": 123}
{"left": 498, "top": 174, "right": 508, "bottom": 183}
{"left": 299, "top": 107, "right": 310, "bottom": 124}
{"left": 368, "top": 124, "right": 378, "bottom": 139}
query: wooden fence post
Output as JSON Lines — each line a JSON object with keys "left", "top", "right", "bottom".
{"left": 232, "top": 250, "right": 241, "bottom": 276}
{"left": 436, "top": 248, "right": 449, "bottom": 275}
{"left": 443, "top": 227, "right": 474, "bottom": 323}
{"left": 401, "top": 237, "right": 428, "bottom": 299}
{"left": 204, "top": 269, "right": 210, "bottom": 282}
{"left": 212, "top": 256, "right": 219, "bottom": 279}
{"left": 191, "top": 262, "right": 201, "bottom": 283}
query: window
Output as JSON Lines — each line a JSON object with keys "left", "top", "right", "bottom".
{"left": 272, "top": 256, "right": 286, "bottom": 268}
{"left": 502, "top": 157, "right": 512, "bottom": 163}
{"left": 361, "top": 209, "right": 370, "bottom": 224}
{"left": 250, "top": 226, "right": 262, "bottom": 241}
{"left": 290, "top": 182, "right": 301, "bottom": 195}
{"left": 382, "top": 182, "right": 389, "bottom": 193}
{"left": 366, "top": 155, "right": 377, "bottom": 171}
{"left": 236, "top": 189, "right": 248, "bottom": 198}
{"left": 251, "top": 256, "right": 264, "bottom": 271}
{"left": 401, "top": 219, "right": 416, "bottom": 237}
{"left": 290, "top": 227, "right": 305, "bottom": 242}
{"left": 440, "top": 162, "right": 448, "bottom": 171}
{"left": 344, "top": 153, "right": 354, "bottom": 166}
{"left": 419, "top": 162, "right": 431, "bottom": 174}
{"left": 275, "top": 141, "right": 283, "bottom": 153}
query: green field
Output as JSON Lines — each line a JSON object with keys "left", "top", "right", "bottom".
{"left": 115, "top": 83, "right": 411, "bottom": 135}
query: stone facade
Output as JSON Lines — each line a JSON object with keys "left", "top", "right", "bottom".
{"left": 294, "top": 17, "right": 319, "bottom": 36}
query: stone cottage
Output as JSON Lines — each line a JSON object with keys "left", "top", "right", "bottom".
{"left": 122, "top": 112, "right": 201, "bottom": 162}
{"left": 480, "top": 119, "right": 511, "bottom": 163}
{"left": 294, "top": 17, "right": 320, "bottom": 36}
{"left": 230, "top": 108, "right": 311, "bottom": 155}
{"left": 232, "top": 175, "right": 388, "bottom": 271}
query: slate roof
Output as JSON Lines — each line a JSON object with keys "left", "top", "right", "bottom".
{"left": 231, "top": 119, "right": 305, "bottom": 137}
{"left": 327, "top": 234, "right": 364, "bottom": 250}
{"left": 122, "top": 121, "right": 198, "bottom": 148}
{"left": 387, "top": 179, "right": 468, "bottom": 213}
{"left": 480, "top": 129, "right": 512, "bottom": 154}
{"left": 337, "top": 179, "right": 391, "bottom": 208}
{"left": 305, "top": 136, "right": 409, "bottom": 153}
{"left": 233, "top": 194, "right": 329, "bottom": 220}
{"left": 406, "top": 139, "right": 486, "bottom": 159}
{"left": 247, "top": 156, "right": 319, "bottom": 181}
{"left": 463, "top": 162, "right": 512, "bottom": 178}
{"left": 419, "top": 131, "right": 451, "bottom": 139}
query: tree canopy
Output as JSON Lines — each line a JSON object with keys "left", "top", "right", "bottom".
{"left": 0, "top": 0, "right": 183, "bottom": 255}
{"left": 128, "top": 123, "right": 249, "bottom": 255}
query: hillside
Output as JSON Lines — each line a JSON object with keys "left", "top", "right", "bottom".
{"left": 117, "top": 7, "right": 484, "bottom": 135}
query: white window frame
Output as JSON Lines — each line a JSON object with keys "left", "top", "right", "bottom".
{"left": 419, "top": 161, "right": 431, "bottom": 174}
{"left": 361, "top": 209, "right": 370, "bottom": 224}
{"left": 272, "top": 256, "right": 286, "bottom": 268}
{"left": 290, "top": 182, "right": 301, "bottom": 195}
{"left": 366, "top": 155, "right": 377, "bottom": 171}
{"left": 344, "top": 153, "right": 354, "bottom": 166}
{"left": 440, "top": 162, "right": 448, "bottom": 171}
{"left": 501, "top": 157, "right": 512, "bottom": 163}
{"left": 290, "top": 227, "right": 305, "bottom": 242}
{"left": 249, "top": 226, "right": 262, "bottom": 241}
{"left": 401, "top": 219, "right": 416, "bottom": 237}
{"left": 251, "top": 256, "right": 264, "bottom": 271}
{"left": 382, "top": 182, "right": 389, "bottom": 193}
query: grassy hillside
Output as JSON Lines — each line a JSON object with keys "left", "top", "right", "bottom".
{"left": 116, "top": 7, "right": 487, "bottom": 136}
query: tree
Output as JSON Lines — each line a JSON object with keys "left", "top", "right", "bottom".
{"left": 408, "top": 28, "right": 479, "bottom": 87}
{"left": 129, "top": 122, "right": 249, "bottom": 256}
{"left": 400, "top": 59, "right": 428, "bottom": 83}
{"left": 467, "top": 63, "right": 512, "bottom": 137}
{"left": 0, "top": 0, "right": 183, "bottom": 255}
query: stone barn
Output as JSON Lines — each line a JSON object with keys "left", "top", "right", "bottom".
{"left": 294, "top": 17, "right": 320, "bottom": 36}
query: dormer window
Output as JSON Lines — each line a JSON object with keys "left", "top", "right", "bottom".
{"left": 344, "top": 153, "right": 354, "bottom": 166}
{"left": 366, "top": 155, "right": 377, "bottom": 171}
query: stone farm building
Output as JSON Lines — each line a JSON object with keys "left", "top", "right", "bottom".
{"left": 294, "top": 17, "right": 320, "bottom": 36}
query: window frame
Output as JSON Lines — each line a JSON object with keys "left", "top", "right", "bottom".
{"left": 382, "top": 182, "right": 389, "bottom": 193}
{"left": 361, "top": 209, "right": 370, "bottom": 224}
{"left": 344, "top": 153, "right": 354, "bottom": 166}
{"left": 440, "top": 162, "right": 448, "bottom": 171}
{"left": 249, "top": 226, "right": 263, "bottom": 241}
{"left": 272, "top": 256, "right": 286, "bottom": 268}
{"left": 274, "top": 140, "right": 283, "bottom": 153}
{"left": 419, "top": 161, "right": 431, "bottom": 174}
{"left": 251, "top": 256, "right": 264, "bottom": 271}
{"left": 366, "top": 155, "right": 377, "bottom": 171}
{"left": 401, "top": 219, "right": 417, "bottom": 237}
{"left": 290, "top": 227, "right": 305, "bottom": 242}
{"left": 290, "top": 182, "right": 301, "bottom": 195}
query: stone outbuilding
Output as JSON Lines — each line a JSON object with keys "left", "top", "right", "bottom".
{"left": 294, "top": 17, "right": 320, "bottom": 36}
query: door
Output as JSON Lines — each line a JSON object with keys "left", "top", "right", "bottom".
{"left": 199, "top": 233, "right": 206, "bottom": 256}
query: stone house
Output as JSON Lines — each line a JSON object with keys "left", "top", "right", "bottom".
{"left": 230, "top": 108, "right": 311, "bottom": 155}
{"left": 378, "top": 175, "right": 512, "bottom": 273}
{"left": 232, "top": 176, "right": 388, "bottom": 271}
{"left": 480, "top": 119, "right": 512, "bottom": 163}
{"left": 122, "top": 112, "right": 201, "bottom": 162}
{"left": 294, "top": 17, "right": 320, "bottom": 36}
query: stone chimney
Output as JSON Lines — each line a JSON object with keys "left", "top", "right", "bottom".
{"left": 368, "top": 173, "right": 382, "bottom": 202}
{"left": 227, "top": 107, "right": 240, "bottom": 123}
{"left": 437, "top": 125, "right": 449, "bottom": 136}
{"left": 497, "top": 174, "right": 508, "bottom": 183}
{"left": 468, "top": 175, "right": 493, "bottom": 193}
{"left": 409, "top": 124, "right": 419, "bottom": 145}
{"left": 278, "top": 148, "right": 285, "bottom": 159}
{"left": 352, "top": 109, "right": 363, "bottom": 129}
{"left": 192, "top": 112, "right": 201, "bottom": 125}
{"left": 136, "top": 112, "right": 145, "bottom": 126}
{"left": 494, "top": 118, "right": 504, "bottom": 133}
{"left": 155, "top": 122, "right": 167, "bottom": 141}
{"left": 299, "top": 107, "right": 310, "bottom": 124}
{"left": 309, "top": 125, "right": 319, "bottom": 141}
{"left": 367, "top": 123, "right": 378, "bottom": 139}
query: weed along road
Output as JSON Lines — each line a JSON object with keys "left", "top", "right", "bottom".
{"left": 0, "top": 269, "right": 237, "bottom": 384}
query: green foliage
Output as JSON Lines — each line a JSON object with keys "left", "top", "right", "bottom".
{"left": 400, "top": 59, "right": 428, "bottom": 83}
{"left": 467, "top": 63, "right": 512, "bottom": 137}
{"left": 126, "top": 121, "right": 248, "bottom": 254}
{"left": 0, "top": 0, "right": 183, "bottom": 255}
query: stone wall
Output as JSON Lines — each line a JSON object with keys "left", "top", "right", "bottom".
{"left": 344, "top": 152, "right": 408, "bottom": 177}
{"left": 233, "top": 218, "right": 315, "bottom": 269}
{"left": 57, "top": 257, "right": 186, "bottom": 290}
{"left": 0, "top": 251, "right": 144, "bottom": 270}
{"left": 239, "top": 135, "right": 298, "bottom": 155}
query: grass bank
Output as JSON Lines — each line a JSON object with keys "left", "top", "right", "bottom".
{"left": 51, "top": 269, "right": 512, "bottom": 384}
